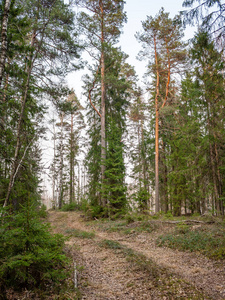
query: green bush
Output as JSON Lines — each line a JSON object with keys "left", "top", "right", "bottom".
{"left": 0, "top": 204, "right": 70, "bottom": 293}
{"left": 86, "top": 204, "right": 104, "bottom": 219}
{"left": 61, "top": 202, "right": 79, "bottom": 211}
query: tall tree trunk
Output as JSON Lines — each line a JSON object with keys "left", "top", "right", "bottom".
{"left": 214, "top": 141, "right": 224, "bottom": 215}
{"left": 161, "top": 139, "right": 168, "bottom": 212}
{"left": 207, "top": 103, "right": 220, "bottom": 215}
{"left": 209, "top": 143, "right": 220, "bottom": 214}
{"left": 100, "top": 1, "right": 106, "bottom": 207}
{"left": 52, "top": 116, "right": 56, "bottom": 209}
{"left": 58, "top": 113, "right": 64, "bottom": 209}
{"left": 154, "top": 37, "right": 171, "bottom": 213}
{"left": 0, "top": 0, "right": 11, "bottom": 88}
{"left": 154, "top": 35, "right": 160, "bottom": 213}
{"left": 69, "top": 113, "right": 74, "bottom": 204}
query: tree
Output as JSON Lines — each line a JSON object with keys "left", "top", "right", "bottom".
{"left": 2, "top": 0, "right": 80, "bottom": 209}
{"left": 0, "top": 0, "right": 11, "bottom": 87}
{"left": 77, "top": 0, "right": 126, "bottom": 206}
{"left": 136, "top": 8, "right": 186, "bottom": 213}
{"left": 49, "top": 91, "right": 84, "bottom": 208}
{"left": 188, "top": 31, "right": 225, "bottom": 214}
{"left": 128, "top": 89, "right": 150, "bottom": 212}
{"left": 84, "top": 45, "right": 133, "bottom": 217}
{"left": 182, "top": 0, "right": 225, "bottom": 42}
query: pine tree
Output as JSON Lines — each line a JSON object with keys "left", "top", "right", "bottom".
{"left": 85, "top": 46, "right": 133, "bottom": 217}
{"left": 136, "top": 8, "right": 186, "bottom": 213}
{"left": 77, "top": 0, "right": 126, "bottom": 207}
{"left": 182, "top": 0, "right": 225, "bottom": 42}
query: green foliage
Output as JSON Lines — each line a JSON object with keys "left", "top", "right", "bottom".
{"left": 37, "top": 204, "right": 48, "bottom": 218}
{"left": 133, "top": 187, "right": 150, "bottom": 212}
{"left": 61, "top": 202, "right": 79, "bottom": 212}
{"left": 175, "top": 223, "right": 190, "bottom": 234}
{"left": 0, "top": 205, "right": 70, "bottom": 293}
{"left": 85, "top": 204, "right": 104, "bottom": 219}
{"left": 157, "top": 225, "right": 225, "bottom": 259}
{"left": 104, "top": 116, "right": 127, "bottom": 216}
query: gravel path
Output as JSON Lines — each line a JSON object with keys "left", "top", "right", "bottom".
{"left": 48, "top": 211, "right": 225, "bottom": 299}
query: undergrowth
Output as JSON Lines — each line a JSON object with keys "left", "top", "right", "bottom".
{"left": 65, "top": 228, "right": 95, "bottom": 239}
{"left": 156, "top": 224, "right": 225, "bottom": 259}
{"left": 61, "top": 203, "right": 79, "bottom": 212}
{"left": 93, "top": 217, "right": 157, "bottom": 235}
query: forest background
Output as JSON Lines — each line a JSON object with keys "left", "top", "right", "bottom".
{"left": 0, "top": 0, "right": 225, "bottom": 296}
{"left": 1, "top": 0, "right": 225, "bottom": 217}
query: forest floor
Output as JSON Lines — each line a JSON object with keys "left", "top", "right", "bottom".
{"left": 48, "top": 211, "right": 225, "bottom": 300}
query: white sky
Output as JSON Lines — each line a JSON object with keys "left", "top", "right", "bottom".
{"left": 67, "top": 0, "right": 196, "bottom": 99}
{"left": 42, "top": 0, "right": 196, "bottom": 198}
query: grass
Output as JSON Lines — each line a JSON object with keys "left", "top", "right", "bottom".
{"left": 156, "top": 224, "right": 225, "bottom": 259}
{"left": 93, "top": 217, "right": 157, "bottom": 235}
{"left": 65, "top": 228, "right": 95, "bottom": 239}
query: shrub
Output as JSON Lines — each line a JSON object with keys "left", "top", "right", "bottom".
{"left": 0, "top": 204, "right": 70, "bottom": 293}
{"left": 156, "top": 226, "right": 225, "bottom": 259}
{"left": 61, "top": 202, "right": 79, "bottom": 212}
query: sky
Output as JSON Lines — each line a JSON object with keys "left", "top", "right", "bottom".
{"left": 42, "top": 0, "right": 196, "bottom": 199}
{"left": 67, "top": 0, "right": 196, "bottom": 99}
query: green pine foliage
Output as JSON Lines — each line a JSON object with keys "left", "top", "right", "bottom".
{"left": 0, "top": 204, "right": 69, "bottom": 293}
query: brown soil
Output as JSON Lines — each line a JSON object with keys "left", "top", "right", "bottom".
{"left": 48, "top": 211, "right": 225, "bottom": 300}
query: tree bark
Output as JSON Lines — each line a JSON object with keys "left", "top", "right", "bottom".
{"left": 0, "top": 0, "right": 11, "bottom": 88}
{"left": 154, "top": 35, "right": 160, "bottom": 213}
{"left": 69, "top": 112, "right": 75, "bottom": 204}
{"left": 58, "top": 113, "right": 64, "bottom": 209}
{"left": 100, "top": 0, "right": 106, "bottom": 207}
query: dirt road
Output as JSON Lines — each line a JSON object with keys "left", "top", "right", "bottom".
{"left": 48, "top": 211, "right": 225, "bottom": 300}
